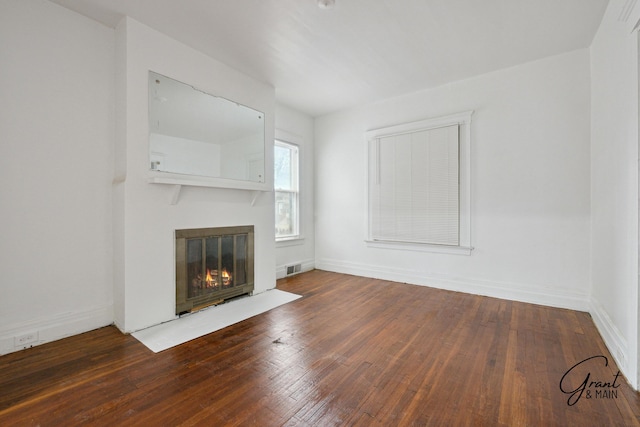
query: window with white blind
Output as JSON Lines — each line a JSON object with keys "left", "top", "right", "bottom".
{"left": 366, "top": 111, "right": 473, "bottom": 254}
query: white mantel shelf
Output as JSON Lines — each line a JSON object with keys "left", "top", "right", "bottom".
{"left": 148, "top": 174, "right": 270, "bottom": 206}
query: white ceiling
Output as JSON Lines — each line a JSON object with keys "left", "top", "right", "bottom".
{"left": 49, "top": 0, "right": 609, "bottom": 117}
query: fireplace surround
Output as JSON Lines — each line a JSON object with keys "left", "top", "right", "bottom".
{"left": 175, "top": 225, "right": 254, "bottom": 314}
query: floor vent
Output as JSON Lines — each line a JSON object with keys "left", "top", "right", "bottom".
{"left": 286, "top": 264, "right": 302, "bottom": 276}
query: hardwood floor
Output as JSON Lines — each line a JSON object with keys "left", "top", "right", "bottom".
{"left": 1, "top": 270, "right": 640, "bottom": 426}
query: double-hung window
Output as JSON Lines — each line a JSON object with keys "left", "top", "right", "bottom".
{"left": 274, "top": 140, "right": 299, "bottom": 240}
{"left": 366, "top": 111, "right": 473, "bottom": 254}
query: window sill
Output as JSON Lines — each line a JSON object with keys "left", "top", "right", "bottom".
{"left": 276, "top": 236, "right": 305, "bottom": 247}
{"left": 365, "top": 240, "right": 473, "bottom": 255}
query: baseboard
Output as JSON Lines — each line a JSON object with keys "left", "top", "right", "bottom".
{"left": 276, "top": 258, "right": 315, "bottom": 280}
{"left": 315, "top": 258, "right": 590, "bottom": 312}
{"left": 0, "top": 305, "right": 114, "bottom": 355}
{"left": 589, "top": 296, "right": 632, "bottom": 385}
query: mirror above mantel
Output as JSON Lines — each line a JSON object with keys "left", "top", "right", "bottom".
{"left": 148, "top": 71, "right": 268, "bottom": 199}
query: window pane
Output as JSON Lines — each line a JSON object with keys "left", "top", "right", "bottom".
{"left": 274, "top": 144, "right": 292, "bottom": 190}
{"left": 275, "top": 140, "right": 299, "bottom": 240}
{"left": 221, "top": 236, "right": 234, "bottom": 288}
{"left": 204, "top": 237, "right": 219, "bottom": 291}
{"left": 186, "top": 238, "right": 203, "bottom": 298}
{"left": 276, "top": 191, "right": 297, "bottom": 238}
{"left": 235, "top": 234, "right": 247, "bottom": 285}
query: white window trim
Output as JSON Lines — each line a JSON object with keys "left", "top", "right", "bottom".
{"left": 364, "top": 111, "right": 474, "bottom": 255}
{"left": 275, "top": 138, "right": 301, "bottom": 242}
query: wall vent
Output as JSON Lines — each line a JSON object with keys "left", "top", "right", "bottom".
{"left": 286, "top": 264, "right": 302, "bottom": 276}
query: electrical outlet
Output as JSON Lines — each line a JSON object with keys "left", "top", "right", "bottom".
{"left": 14, "top": 331, "right": 38, "bottom": 348}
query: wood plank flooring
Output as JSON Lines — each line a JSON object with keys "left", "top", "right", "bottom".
{"left": 1, "top": 270, "right": 640, "bottom": 426}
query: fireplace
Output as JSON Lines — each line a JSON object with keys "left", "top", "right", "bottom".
{"left": 175, "top": 225, "right": 254, "bottom": 314}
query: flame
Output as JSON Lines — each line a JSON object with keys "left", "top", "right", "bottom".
{"left": 205, "top": 269, "right": 215, "bottom": 287}
{"left": 196, "top": 268, "right": 231, "bottom": 288}
{"left": 221, "top": 268, "right": 232, "bottom": 285}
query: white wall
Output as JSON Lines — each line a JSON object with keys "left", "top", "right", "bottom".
{"left": 590, "top": 0, "right": 640, "bottom": 388}
{"left": 315, "top": 49, "right": 592, "bottom": 311}
{"left": 0, "top": 0, "right": 114, "bottom": 353}
{"left": 275, "top": 104, "right": 316, "bottom": 278}
{"left": 114, "top": 18, "right": 276, "bottom": 332}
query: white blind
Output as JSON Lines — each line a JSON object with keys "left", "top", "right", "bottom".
{"left": 370, "top": 124, "right": 459, "bottom": 246}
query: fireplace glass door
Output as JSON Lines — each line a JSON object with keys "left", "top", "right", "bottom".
{"left": 176, "top": 226, "right": 254, "bottom": 314}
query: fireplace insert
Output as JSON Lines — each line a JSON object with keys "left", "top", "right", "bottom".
{"left": 175, "top": 225, "right": 254, "bottom": 314}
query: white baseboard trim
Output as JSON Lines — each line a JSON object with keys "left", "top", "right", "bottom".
{"left": 315, "top": 258, "right": 590, "bottom": 312}
{"left": 0, "top": 305, "right": 113, "bottom": 355}
{"left": 276, "top": 258, "right": 315, "bottom": 280}
{"left": 589, "top": 296, "right": 631, "bottom": 384}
